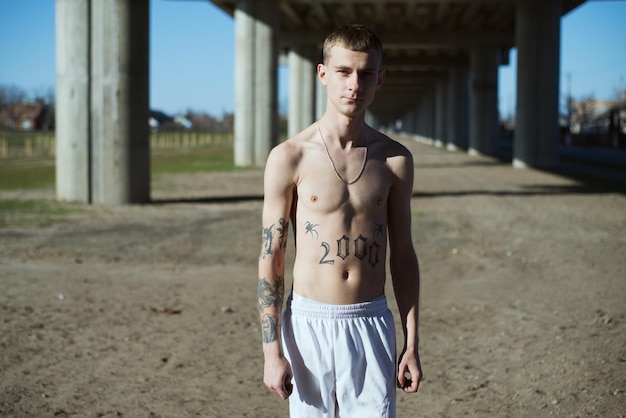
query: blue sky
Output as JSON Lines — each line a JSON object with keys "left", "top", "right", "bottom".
{"left": 0, "top": 0, "right": 625, "bottom": 118}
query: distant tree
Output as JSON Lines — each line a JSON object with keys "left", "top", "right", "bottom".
{"left": 0, "top": 84, "right": 56, "bottom": 131}
{"left": 0, "top": 84, "right": 29, "bottom": 107}
{"left": 0, "top": 85, "right": 29, "bottom": 130}
{"left": 570, "top": 94, "right": 596, "bottom": 133}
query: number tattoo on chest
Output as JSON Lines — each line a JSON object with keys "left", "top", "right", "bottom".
{"left": 311, "top": 222, "right": 384, "bottom": 267}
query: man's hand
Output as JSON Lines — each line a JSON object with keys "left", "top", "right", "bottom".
{"left": 397, "top": 348, "right": 422, "bottom": 393}
{"left": 264, "top": 354, "right": 293, "bottom": 400}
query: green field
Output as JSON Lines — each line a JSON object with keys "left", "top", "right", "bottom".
{"left": 0, "top": 132, "right": 236, "bottom": 190}
{"left": 0, "top": 132, "right": 236, "bottom": 227}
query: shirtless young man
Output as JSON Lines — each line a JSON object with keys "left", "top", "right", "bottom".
{"left": 258, "top": 24, "right": 422, "bottom": 417}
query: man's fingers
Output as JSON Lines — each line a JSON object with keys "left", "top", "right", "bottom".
{"left": 284, "top": 374, "right": 294, "bottom": 396}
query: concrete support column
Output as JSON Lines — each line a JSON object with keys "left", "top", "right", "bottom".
{"left": 514, "top": 0, "right": 561, "bottom": 168}
{"left": 434, "top": 79, "right": 447, "bottom": 148}
{"left": 56, "top": 0, "right": 90, "bottom": 202}
{"left": 91, "top": 0, "right": 150, "bottom": 204}
{"left": 288, "top": 46, "right": 316, "bottom": 137}
{"left": 315, "top": 73, "right": 327, "bottom": 120}
{"left": 234, "top": 0, "right": 279, "bottom": 166}
{"left": 254, "top": 0, "right": 279, "bottom": 165}
{"left": 403, "top": 109, "right": 415, "bottom": 134}
{"left": 234, "top": 0, "right": 255, "bottom": 166}
{"left": 418, "top": 92, "right": 435, "bottom": 139}
{"left": 447, "top": 68, "right": 469, "bottom": 151}
{"left": 365, "top": 110, "right": 377, "bottom": 129}
{"left": 469, "top": 47, "right": 499, "bottom": 156}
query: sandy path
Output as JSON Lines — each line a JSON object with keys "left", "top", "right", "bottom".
{"left": 1, "top": 138, "right": 624, "bottom": 417}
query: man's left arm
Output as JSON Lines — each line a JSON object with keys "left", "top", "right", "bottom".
{"left": 387, "top": 149, "right": 422, "bottom": 393}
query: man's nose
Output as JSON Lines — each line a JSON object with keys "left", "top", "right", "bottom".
{"left": 348, "top": 73, "right": 363, "bottom": 91}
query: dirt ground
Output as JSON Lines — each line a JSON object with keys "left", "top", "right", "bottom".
{"left": 1, "top": 137, "right": 624, "bottom": 418}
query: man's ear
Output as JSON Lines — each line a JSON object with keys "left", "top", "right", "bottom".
{"left": 317, "top": 63, "right": 327, "bottom": 86}
{"left": 376, "top": 68, "right": 386, "bottom": 91}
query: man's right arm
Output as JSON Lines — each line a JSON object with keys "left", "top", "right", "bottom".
{"left": 258, "top": 143, "right": 298, "bottom": 400}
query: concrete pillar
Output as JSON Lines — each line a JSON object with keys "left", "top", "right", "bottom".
{"left": 447, "top": 68, "right": 469, "bottom": 151}
{"left": 469, "top": 47, "right": 499, "bottom": 156}
{"left": 402, "top": 109, "right": 414, "bottom": 134}
{"left": 434, "top": 79, "right": 447, "bottom": 148}
{"left": 300, "top": 46, "right": 316, "bottom": 131}
{"left": 419, "top": 92, "right": 435, "bottom": 139}
{"left": 234, "top": 0, "right": 255, "bottom": 166}
{"left": 514, "top": 0, "right": 561, "bottom": 168}
{"left": 90, "top": 0, "right": 150, "bottom": 204}
{"left": 365, "top": 110, "right": 377, "bottom": 129}
{"left": 288, "top": 48, "right": 303, "bottom": 138}
{"left": 288, "top": 46, "right": 316, "bottom": 137}
{"left": 235, "top": 0, "right": 279, "bottom": 166}
{"left": 254, "top": 0, "right": 279, "bottom": 166}
{"left": 316, "top": 71, "right": 327, "bottom": 120}
{"left": 55, "top": 0, "right": 90, "bottom": 202}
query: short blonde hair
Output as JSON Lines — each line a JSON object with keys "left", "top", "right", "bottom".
{"left": 322, "top": 24, "right": 383, "bottom": 65}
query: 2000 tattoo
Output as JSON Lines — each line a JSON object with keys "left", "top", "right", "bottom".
{"left": 319, "top": 234, "right": 381, "bottom": 267}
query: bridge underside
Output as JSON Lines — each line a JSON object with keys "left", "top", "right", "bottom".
{"left": 54, "top": 0, "right": 586, "bottom": 204}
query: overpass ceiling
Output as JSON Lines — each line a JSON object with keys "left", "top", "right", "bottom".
{"left": 209, "top": 0, "right": 586, "bottom": 123}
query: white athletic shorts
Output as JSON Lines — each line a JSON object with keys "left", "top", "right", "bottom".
{"left": 282, "top": 292, "right": 397, "bottom": 418}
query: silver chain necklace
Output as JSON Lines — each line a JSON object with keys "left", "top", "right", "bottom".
{"left": 317, "top": 122, "right": 368, "bottom": 185}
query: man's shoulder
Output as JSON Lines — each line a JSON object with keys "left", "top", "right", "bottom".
{"left": 267, "top": 126, "right": 318, "bottom": 171}
{"left": 369, "top": 129, "right": 413, "bottom": 159}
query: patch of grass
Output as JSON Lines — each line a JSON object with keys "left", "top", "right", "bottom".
{"left": 0, "top": 158, "right": 55, "bottom": 190}
{"left": 151, "top": 145, "right": 236, "bottom": 178}
{"left": 412, "top": 209, "right": 425, "bottom": 217}
{"left": 0, "top": 199, "right": 84, "bottom": 228}
{"left": 0, "top": 144, "right": 237, "bottom": 191}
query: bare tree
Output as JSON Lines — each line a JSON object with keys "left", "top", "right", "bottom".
{"left": 570, "top": 94, "right": 596, "bottom": 134}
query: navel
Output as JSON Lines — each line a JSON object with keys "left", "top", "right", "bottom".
{"left": 342, "top": 270, "right": 349, "bottom": 280}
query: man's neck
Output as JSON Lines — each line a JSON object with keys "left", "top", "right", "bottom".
{"left": 318, "top": 112, "right": 367, "bottom": 149}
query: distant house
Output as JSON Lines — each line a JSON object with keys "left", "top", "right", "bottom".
{"left": 0, "top": 100, "right": 54, "bottom": 131}
{"left": 149, "top": 110, "right": 173, "bottom": 131}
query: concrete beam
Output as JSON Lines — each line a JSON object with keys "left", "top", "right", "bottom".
{"left": 281, "top": 29, "right": 515, "bottom": 48}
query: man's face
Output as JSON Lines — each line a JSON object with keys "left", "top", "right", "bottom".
{"left": 318, "top": 45, "right": 385, "bottom": 117}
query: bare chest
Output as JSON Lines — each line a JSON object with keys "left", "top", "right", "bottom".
{"left": 296, "top": 156, "right": 391, "bottom": 217}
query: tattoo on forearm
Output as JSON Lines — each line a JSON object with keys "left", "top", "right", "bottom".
{"left": 258, "top": 276, "right": 283, "bottom": 343}
{"left": 261, "top": 225, "right": 274, "bottom": 258}
{"left": 277, "top": 218, "right": 289, "bottom": 249}
{"left": 261, "top": 313, "right": 278, "bottom": 343}
{"left": 258, "top": 276, "right": 284, "bottom": 312}
{"left": 261, "top": 218, "right": 289, "bottom": 258}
